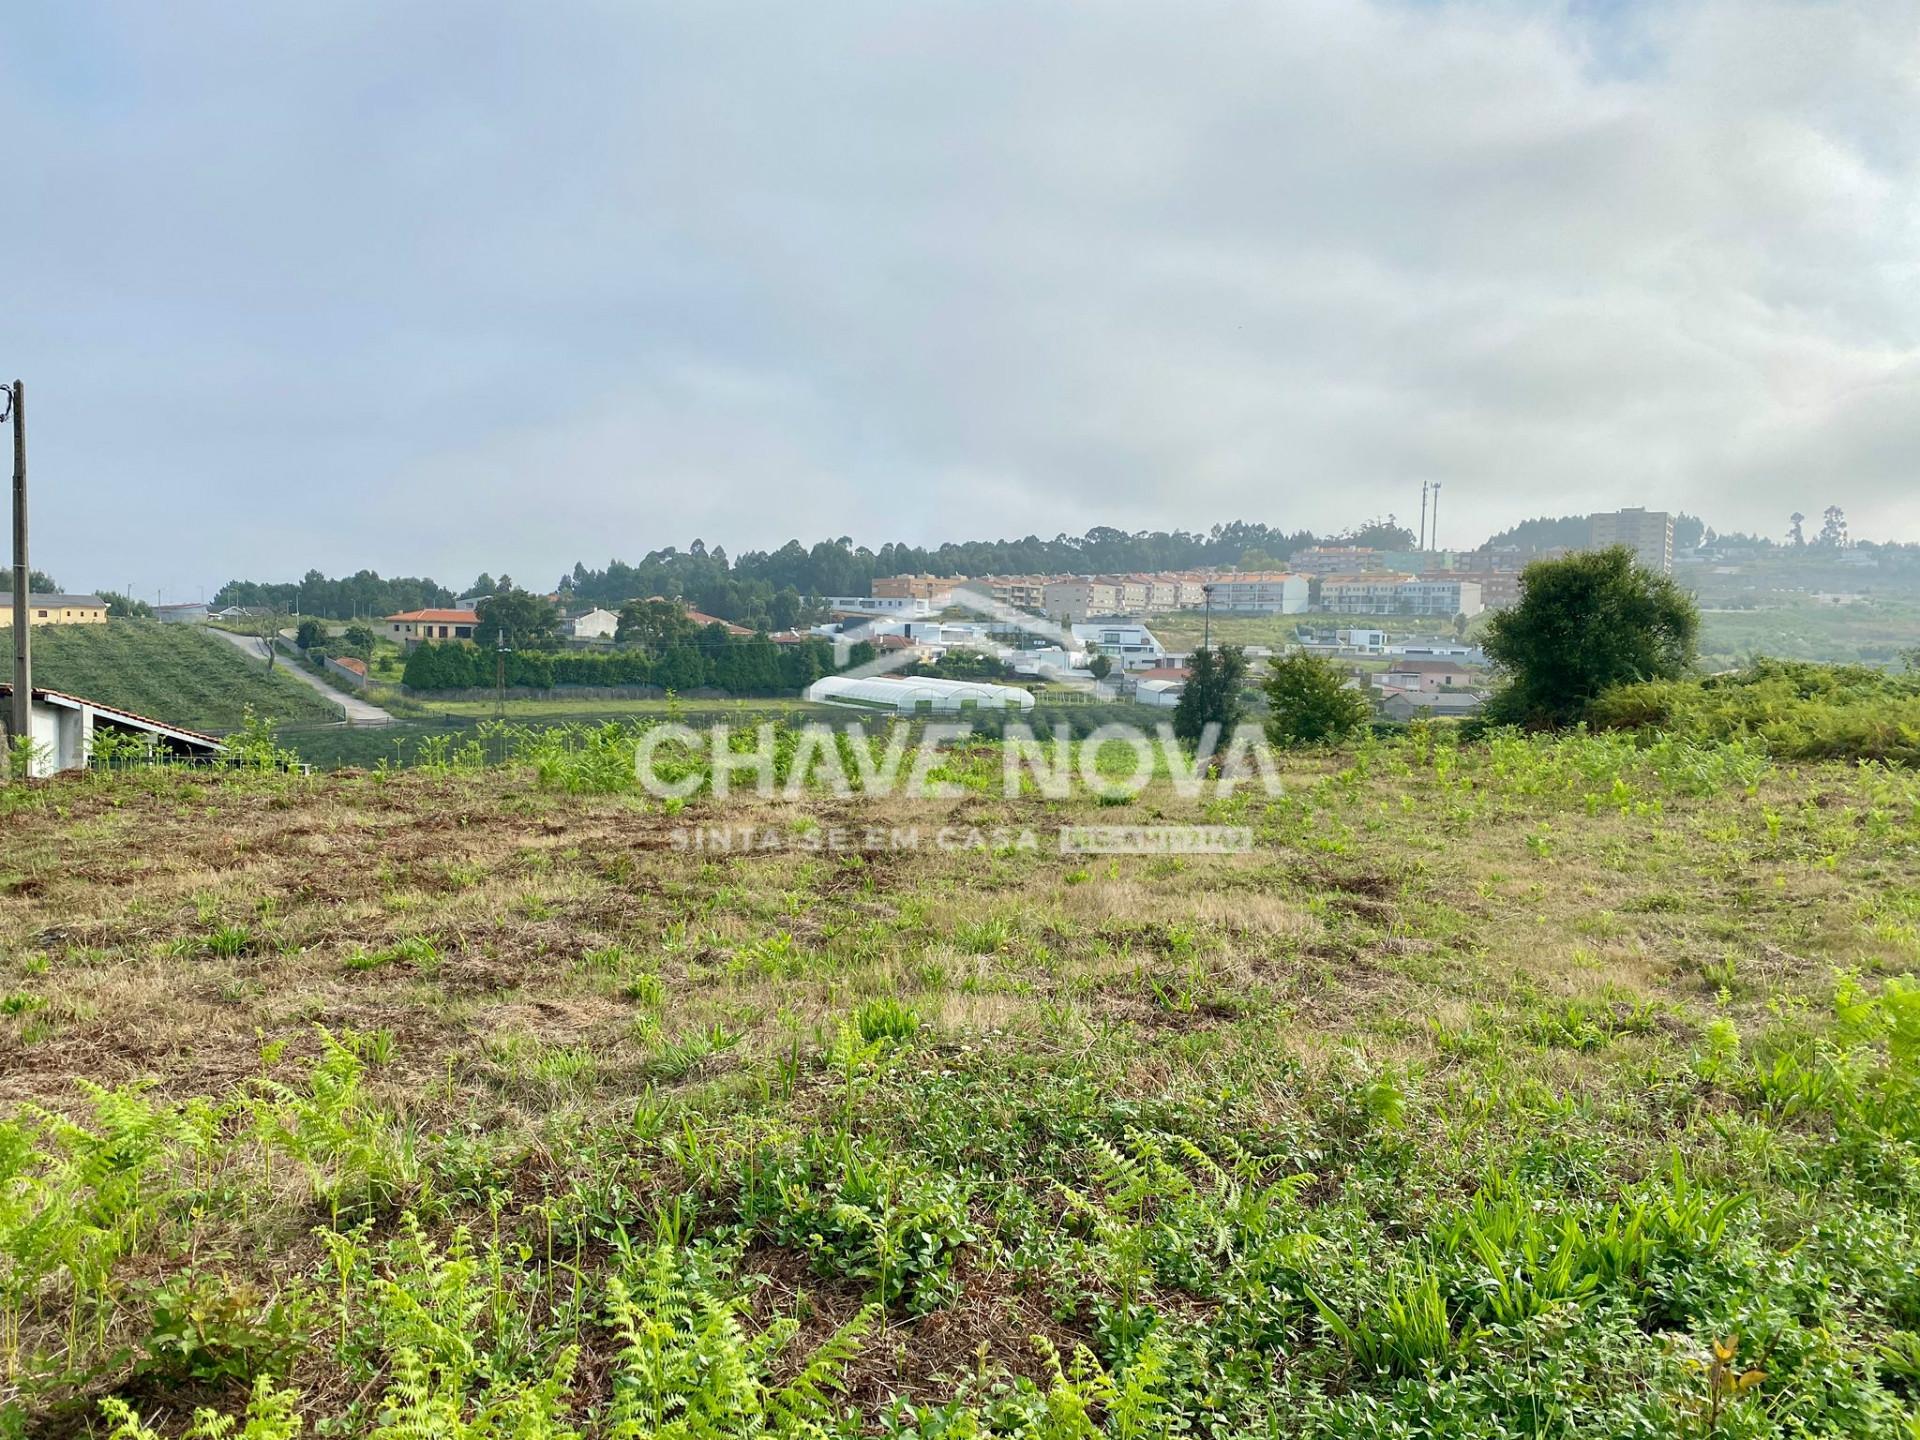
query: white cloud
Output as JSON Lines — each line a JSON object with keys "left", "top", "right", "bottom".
{"left": 1, "top": 0, "right": 1915, "bottom": 591}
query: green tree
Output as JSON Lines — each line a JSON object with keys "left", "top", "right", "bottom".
{"left": 1172, "top": 645, "right": 1248, "bottom": 748}
{"left": 98, "top": 590, "right": 154, "bottom": 619}
{"left": 1087, "top": 652, "right": 1113, "bottom": 680}
{"left": 474, "top": 584, "right": 559, "bottom": 649}
{"left": 778, "top": 641, "right": 825, "bottom": 692}
{"left": 295, "top": 618, "right": 326, "bottom": 650}
{"left": 654, "top": 646, "right": 709, "bottom": 691}
{"left": 616, "top": 597, "right": 697, "bottom": 650}
{"left": 26, "top": 569, "right": 58, "bottom": 593}
{"left": 1483, "top": 546, "right": 1698, "bottom": 727}
{"left": 1262, "top": 650, "right": 1371, "bottom": 747}
{"left": 342, "top": 623, "right": 376, "bottom": 658}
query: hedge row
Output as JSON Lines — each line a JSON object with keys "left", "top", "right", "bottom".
{"left": 400, "top": 636, "right": 846, "bottom": 696}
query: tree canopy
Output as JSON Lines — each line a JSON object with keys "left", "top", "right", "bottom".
{"left": 474, "top": 583, "right": 560, "bottom": 649}
{"left": 1172, "top": 645, "right": 1249, "bottom": 749}
{"left": 98, "top": 590, "right": 154, "bottom": 618}
{"left": 1483, "top": 546, "right": 1699, "bottom": 727}
{"left": 1263, "top": 649, "right": 1372, "bottom": 746}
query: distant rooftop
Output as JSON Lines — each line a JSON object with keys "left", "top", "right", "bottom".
{"left": 0, "top": 592, "right": 108, "bottom": 609}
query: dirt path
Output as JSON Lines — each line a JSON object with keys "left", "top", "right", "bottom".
{"left": 208, "top": 627, "right": 395, "bottom": 724}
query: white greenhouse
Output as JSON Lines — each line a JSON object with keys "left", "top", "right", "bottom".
{"left": 805, "top": 674, "right": 1036, "bottom": 714}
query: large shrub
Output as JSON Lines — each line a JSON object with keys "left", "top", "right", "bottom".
{"left": 1262, "top": 649, "right": 1372, "bottom": 747}
{"left": 1484, "top": 546, "right": 1698, "bottom": 727}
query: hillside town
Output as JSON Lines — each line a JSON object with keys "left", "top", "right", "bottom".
{"left": 4, "top": 501, "right": 1910, "bottom": 772}
{"left": 334, "top": 507, "right": 1682, "bottom": 722}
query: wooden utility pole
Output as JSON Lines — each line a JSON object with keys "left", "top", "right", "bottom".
{"left": 7, "top": 381, "right": 27, "bottom": 742}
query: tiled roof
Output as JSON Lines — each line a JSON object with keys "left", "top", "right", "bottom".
{"left": 0, "top": 593, "right": 107, "bottom": 608}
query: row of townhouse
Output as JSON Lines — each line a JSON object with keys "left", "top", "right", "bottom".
{"left": 1318, "top": 575, "right": 1484, "bottom": 618}
{"left": 1040, "top": 573, "right": 1229, "bottom": 621}
{"left": 1202, "top": 572, "right": 1310, "bottom": 614}
{"left": 863, "top": 571, "right": 1220, "bottom": 622}
{"left": 866, "top": 565, "right": 1506, "bottom": 623}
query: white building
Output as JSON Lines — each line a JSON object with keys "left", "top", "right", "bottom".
{"left": 1070, "top": 622, "right": 1167, "bottom": 671}
{"left": 1043, "top": 579, "right": 1124, "bottom": 622}
{"left": 806, "top": 675, "right": 1035, "bottom": 714}
{"left": 1588, "top": 508, "right": 1674, "bottom": 575}
{"left": 0, "top": 685, "right": 224, "bottom": 777}
{"left": 1133, "top": 678, "right": 1184, "bottom": 708}
{"left": 823, "top": 595, "right": 939, "bottom": 618}
{"left": 565, "top": 607, "right": 619, "bottom": 640}
{"left": 1006, "top": 646, "right": 1079, "bottom": 680}
{"left": 1204, "top": 573, "right": 1309, "bottom": 614}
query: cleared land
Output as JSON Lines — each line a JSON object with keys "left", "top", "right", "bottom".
{"left": 4, "top": 733, "right": 1919, "bottom": 1435}
{"left": 27, "top": 620, "right": 343, "bottom": 732}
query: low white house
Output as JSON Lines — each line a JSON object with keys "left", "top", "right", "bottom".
{"left": 1007, "top": 646, "right": 1081, "bottom": 680}
{"left": 823, "top": 595, "right": 939, "bottom": 618}
{"left": 1134, "top": 678, "right": 1184, "bottom": 708}
{"left": 806, "top": 674, "right": 1035, "bottom": 714}
{"left": 0, "top": 685, "right": 224, "bottom": 777}
{"left": 565, "top": 607, "right": 619, "bottom": 640}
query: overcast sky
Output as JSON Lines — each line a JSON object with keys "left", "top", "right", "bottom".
{"left": 4, "top": 0, "right": 1916, "bottom": 599}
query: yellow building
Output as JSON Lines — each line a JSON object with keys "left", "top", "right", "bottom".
{"left": 0, "top": 592, "right": 110, "bottom": 626}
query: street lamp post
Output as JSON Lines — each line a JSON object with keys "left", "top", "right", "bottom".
{"left": 1202, "top": 584, "right": 1216, "bottom": 650}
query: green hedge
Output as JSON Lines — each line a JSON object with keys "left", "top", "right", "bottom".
{"left": 401, "top": 636, "right": 838, "bottom": 696}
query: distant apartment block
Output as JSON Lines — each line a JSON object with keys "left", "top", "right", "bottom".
{"left": 963, "top": 575, "right": 1048, "bottom": 610}
{"left": 1287, "top": 546, "right": 1393, "bottom": 576}
{"left": 1042, "top": 579, "right": 1123, "bottom": 622}
{"left": 1320, "top": 576, "right": 1483, "bottom": 619}
{"left": 1159, "top": 576, "right": 1212, "bottom": 610}
{"left": 1588, "top": 508, "right": 1674, "bottom": 575}
{"left": 871, "top": 574, "right": 956, "bottom": 605}
{"left": 1204, "top": 573, "right": 1310, "bottom": 614}
{"left": 1442, "top": 569, "right": 1521, "bottom": 610}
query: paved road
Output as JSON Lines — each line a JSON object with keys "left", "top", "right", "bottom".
{"left": 208, "top": 628, "right": 395, "bottom": 725}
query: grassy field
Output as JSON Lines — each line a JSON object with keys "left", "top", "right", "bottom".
{"left": 26, "top": 620, "right": 343, "bottom": 732}
{"left": 4, "top": 731, "right": 1920, "bottom": 1435}
{"left": 1696, "top": 602, "right": 1920, "bottom": 670}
